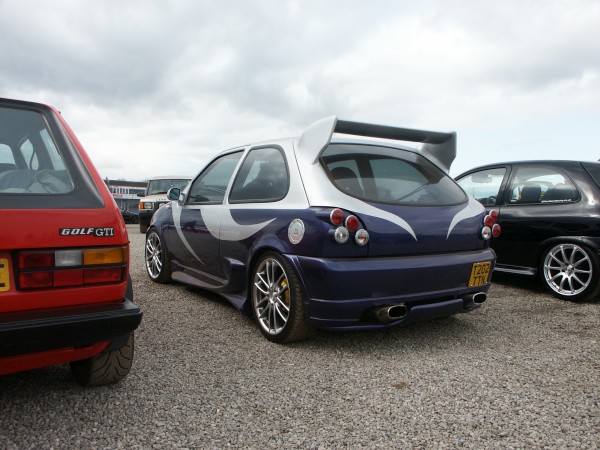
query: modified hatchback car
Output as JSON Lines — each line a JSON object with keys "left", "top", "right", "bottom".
{"left": 456, "top": 160, "right": 600, "bottom": 302}
{"left": 0, "top": 98, "right": 142, "bottom": 385}
{"left": 145, "top": 117, "right": 498, "bottom": 342}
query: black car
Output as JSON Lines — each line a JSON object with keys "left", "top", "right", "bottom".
{"left": 456, "top": 160, "right": 600, "bottom": 302}
{"left": 120, "top": 208, "right": 139, "bottom": 224}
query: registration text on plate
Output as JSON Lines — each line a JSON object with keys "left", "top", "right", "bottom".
{"left": 469, "top": 261, "right": 491, "bottom": 287}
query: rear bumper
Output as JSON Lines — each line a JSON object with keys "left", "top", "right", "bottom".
{"left": 0, "top": 298, "right": 142, "bottom": 358}
{"left": 284, "top": 248, "right": 495, "bottom": 330}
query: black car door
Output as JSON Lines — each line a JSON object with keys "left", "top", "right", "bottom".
{"left": 492, "top": 164, "right": 581, "bottom": 273}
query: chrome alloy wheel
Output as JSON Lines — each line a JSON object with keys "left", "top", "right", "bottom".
{"left": 543, "top": 243, "right": 593, "bottom": 297}
{"left": 253, "top": 257, "right": 291, "bottom": 335}
{"left": 145, "top": 232, "right": 163, "bottom": 279}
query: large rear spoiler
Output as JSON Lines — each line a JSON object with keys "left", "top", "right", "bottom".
{"left": 297, "top": 116, "right": 456, "bottom": 172}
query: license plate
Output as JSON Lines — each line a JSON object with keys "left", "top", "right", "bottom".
{"left": 0, "top": 258, "right": 10, "bottom": 292}
{"left": 469, "top": 261, "right": 491, "bottom": 287}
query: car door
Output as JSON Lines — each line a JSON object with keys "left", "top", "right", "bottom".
{"left": 167, "top": 151, "right": 243, "bottom": 284}
{"left": 491, "top": 164, "right": 581, "bottom": 272}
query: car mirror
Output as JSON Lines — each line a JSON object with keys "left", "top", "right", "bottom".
{"left": 167, "top": 187, "right": 180, "bottom": 201}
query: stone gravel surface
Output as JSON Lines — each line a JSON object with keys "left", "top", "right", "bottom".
{"left": 1, "top": 225, "right": 598, "bottom": 449}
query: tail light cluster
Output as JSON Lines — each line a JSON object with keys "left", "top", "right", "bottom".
{"left": 481, "top": 210, "right": 501, "bottom": 240}
{"left": 17, "top": 246, "right": 128, "bottom": 290}
{"left": 329, "top": 208, "right": 369, "bottom": 246}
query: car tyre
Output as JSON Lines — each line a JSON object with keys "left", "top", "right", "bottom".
{"left": 140, "top": 223, "right": 148, "bottom": 234}
{"left": 70, "top": 333, "right": 135, "bottom": 387}
{"left": 541, "top": 243, "right": 600, "bottom": 302}
{"left": 251, "top": 252, "right": 313, "bottom": 343}
{"left": 145, "top": 229, "right": 172, "bottom": 283}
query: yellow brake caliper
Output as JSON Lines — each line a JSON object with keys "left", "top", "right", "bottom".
{"left": 280, "top": 279, "right": 290, "bottom": 306}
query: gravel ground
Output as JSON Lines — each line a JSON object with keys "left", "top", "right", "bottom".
{"left": 1, "top": 225, "right": 598, "bottom": 449}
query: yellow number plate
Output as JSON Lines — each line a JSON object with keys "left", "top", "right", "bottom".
{"left": 0, "top": 258, "right": 10, "bottom": 292}
{"left": 469, "top": 261, "right": 491, "bottom": 287}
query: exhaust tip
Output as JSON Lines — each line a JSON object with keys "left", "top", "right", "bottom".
{"left": 368, "top": 303, "right": 408, "bottom": 323}
{"left": 464, "top": 292, "right": 487, "bottom": 309}
{"left": 387, "top": 304, "right": 408, "bottom": 319}
{"left": 472, "top": 292, "right": 487, "bottom": 305}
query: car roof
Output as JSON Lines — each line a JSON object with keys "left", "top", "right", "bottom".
{"left": 457, "top": 160, "right": 600, "bottom": 176}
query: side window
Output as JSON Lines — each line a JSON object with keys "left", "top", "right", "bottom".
{"left": 229, "top": 147, "right": 289, "bottom": 203}
{"left": 0, "top": 144, "right": 14, "bottom": 164}
{"left": 20, "top": 140, "right": 38, "bottom": 170}
{"left": 187, "top": 152, "right": 242, "bottom": 204}
{"left": 40, "top": 129, "right": 66, "bottom": 170}
{"left": 456, "top": 168, "right": 506, "bottom": 207}
{"left": 507, "top": 166, "right": 579, "bottom": 205}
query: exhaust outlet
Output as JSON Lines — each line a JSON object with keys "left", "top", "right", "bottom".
{"left": 464, "top": 292, "right": 487, "bottom": 308}
{"left": 370, "top": 304, "right": 408, "bottom": 323}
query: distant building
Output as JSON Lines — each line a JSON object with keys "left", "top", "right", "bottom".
{"left": 104, "top": 179, "right": 146, "bottom": 212}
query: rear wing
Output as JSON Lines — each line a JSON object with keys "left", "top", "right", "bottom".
{"left": 297, "top": 116, "right": 456, "bottom": 172}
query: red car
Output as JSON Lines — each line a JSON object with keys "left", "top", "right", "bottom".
{"left": 0, "top": 98, "right": 142, "bottom": 385}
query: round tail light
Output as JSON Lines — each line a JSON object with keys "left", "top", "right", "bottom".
{"left": 492, "top": 223, "right": 502, "bottom": 237}
{"left": 334, "top": 226, "right": 349, "bottom": 243}
{"left": 481, "top": 226, "right": 492, "bottom": 240}
{"left": 330, "top": 208, "right": 344, "bottom": 226}
{"left": 345, "top": 215, "right": 359, "bottom": 232}
{"left": 355, "top": 229, "right": 369, "bottom": 246}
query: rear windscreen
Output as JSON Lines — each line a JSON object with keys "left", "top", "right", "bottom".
{"left": 0, "top": 107, "right": 73, "bottom": 195}
{"left": 321, "top": 143, "right": 467, "bottom": 206}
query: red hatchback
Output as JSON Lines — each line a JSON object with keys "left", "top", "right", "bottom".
{"left": 0, "top": 98, "right": 142, "bottom": 386}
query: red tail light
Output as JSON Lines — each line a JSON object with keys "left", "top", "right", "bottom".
{"left": 325, "top": 208, "right": 368, "bottom": 246}
{"left": 330, "top": 208, "right": 344, "bottom": 225}
{"left": 492, "top": 223, "right": 502, "bottom": 237}
{"left": 18, "top": 246, "right": 127, "bottom": 290}
{"left": 345, "top": 215, "right": 359, "bottom": 232}
{"left": 482, "top": 210, "right": 501, "bottom": 239}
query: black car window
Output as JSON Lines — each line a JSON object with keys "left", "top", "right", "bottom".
{"left": 0, "top": 107, "right": 74, "bottom": 194}
{"left": 187, "top": 151, "right": 243, "bottom": 204}
{"left": 229, "top": 146, "right": 289, "bottom": 203}
{"left": 507, "top": 166, "right": 579, "bottom": 205}
{"left": 456, "top": 167, "right": 506, "bottom": 207}
{"left": 321, "top": 144, "right": 466, "bottom": 206}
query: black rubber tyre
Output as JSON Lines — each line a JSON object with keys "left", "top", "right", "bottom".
{"left": 70, "top": 333, "right": 135, "bottom": 387}
{"left": 139, "top": 223, "right": 148, "bottom": 234}
{"left": 251, "top": 252, "right": 313, "bottom": 343}
{"left": 541, "top": 242, "right": 600, "bottom": 302}
{"left": 145, "top": 229, "right": 172, "bottom": 283}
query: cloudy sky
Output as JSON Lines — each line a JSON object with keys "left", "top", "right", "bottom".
{"left": 1, "top": 0, "right": 599, "bottom": 181}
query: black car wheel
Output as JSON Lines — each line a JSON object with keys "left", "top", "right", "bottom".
{"left": 70, "top": 333, "right": 135, "bottom": 387}
{"left": 541, "top": 243, "right": 600, "bottom": 302}
{"left": 145, "top": 229, "right": 172, "bottom": 283}
{"left": 251, "top": 252, "right": 312, "bottom": 343}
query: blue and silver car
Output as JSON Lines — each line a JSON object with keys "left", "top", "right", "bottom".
{"left": 144, "top": 117, "right": 498, "bottom": 342}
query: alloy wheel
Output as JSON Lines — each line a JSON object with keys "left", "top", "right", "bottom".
{"left": 145, "top": 232, "right": 163, "bottom": 279}
{"left": 253, "top": 257, "right": 291, "bottom": 335}
{"left": 543, "top": 243, "right": 593, "bottom": 297}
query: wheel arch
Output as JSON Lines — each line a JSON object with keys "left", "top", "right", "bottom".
{"left": 243, "top": 246, "right": 311, "bottom": 318}
{"left": 537, "top": 236, "right": 600, "bottom": 264}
